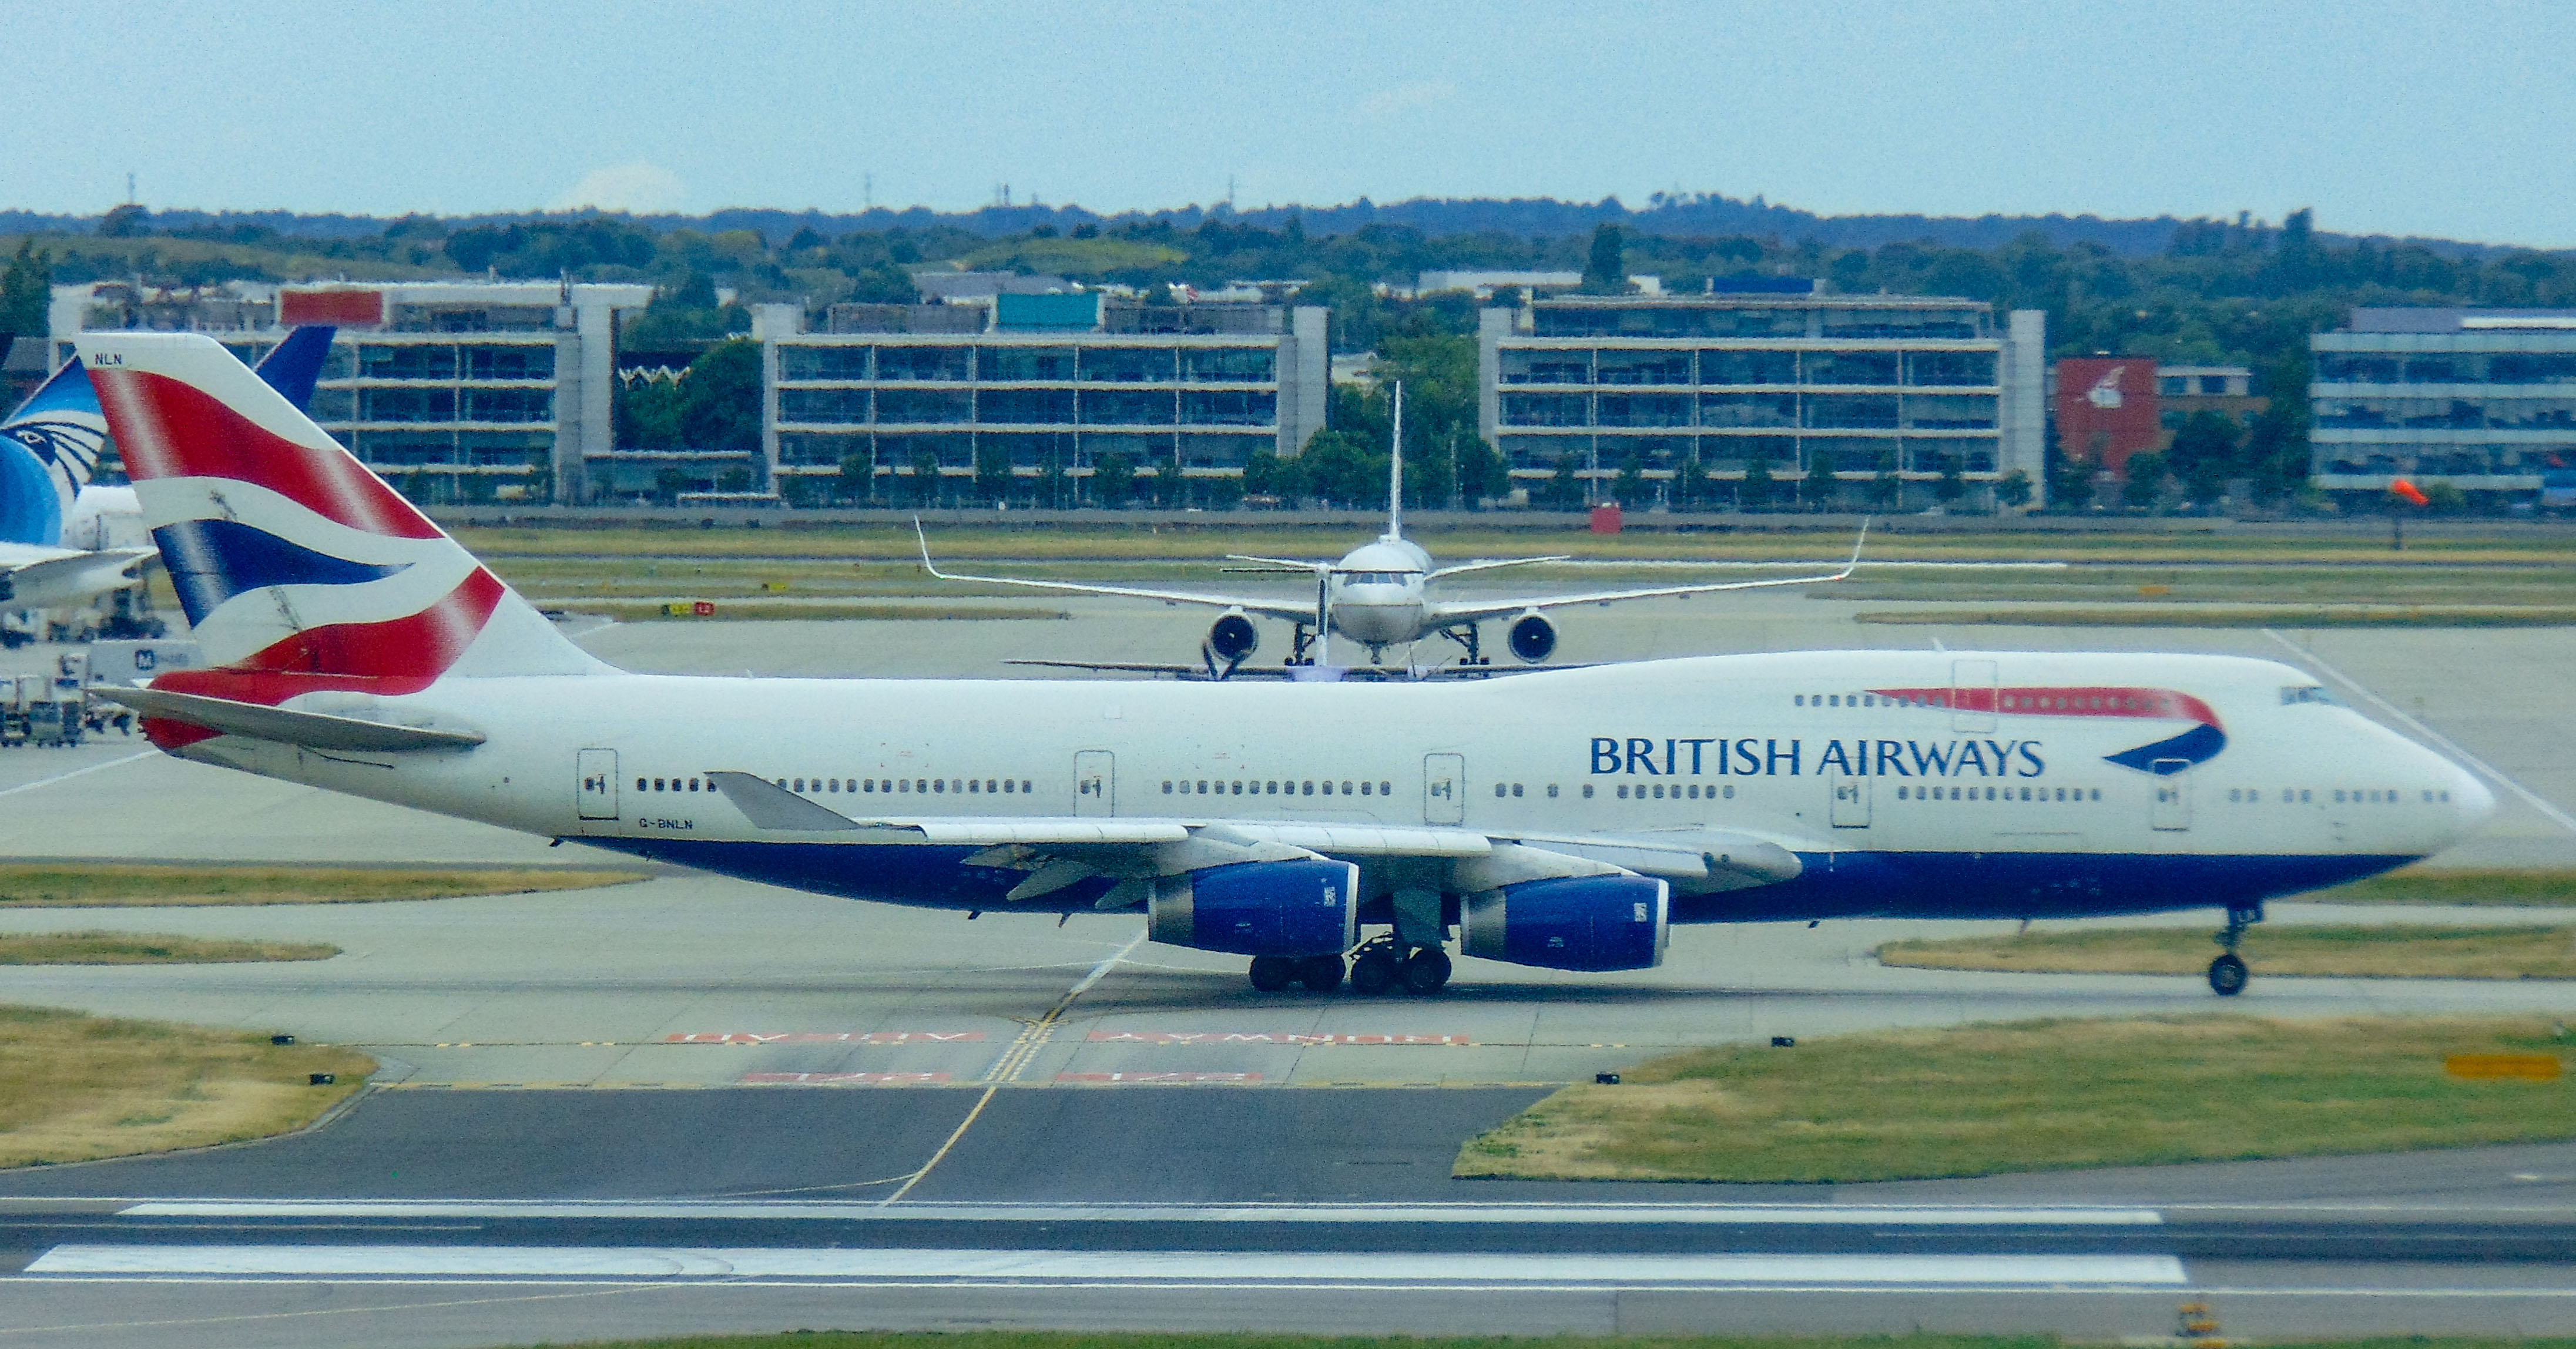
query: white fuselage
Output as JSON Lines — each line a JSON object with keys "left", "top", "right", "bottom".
{"left": 165, "top": 649, "right": 2490, "bottom": 922}
{"left": 1323, "top": 538, "right": 1435, "bottom": 649}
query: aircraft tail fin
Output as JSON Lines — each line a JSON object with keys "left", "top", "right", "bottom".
{"left": 80, "top": 333, "right": 603, "bottom": 690}
{"left": 0, "top": 361, "right": 105, "bottom": 545}
{"left": 251, "top": 326, "right": 337, "bottom": 412}
{"left": 1384, "top": 380, "right": 1404, "bottom": 541}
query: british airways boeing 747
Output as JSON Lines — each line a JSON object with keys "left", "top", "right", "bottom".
{"left": 82, "top": 333, "right": 2493, "bottom": 998}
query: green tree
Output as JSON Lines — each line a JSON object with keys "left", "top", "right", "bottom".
{"left": 839, "top": 451, "right": 874, "bottom": 505}
{"left": 1242, "top": 448, "right": 1303, "bottom": 504}
{"left": 2121, "top": 450, "right": 2170, "bottom": 511}
{"left": 1296, "top": 429, "right": 1386, "bottom": 508}
{"left": 1582, "top": 223, "right": 1624, "bottom": 293}
{"left": 615, "top": 377, "right": 687, "bottom": 450}
{"left": 1740, "top": 454, "right": 1775, "bottom": 509}
{"left": 1934, "top": 453, "right": 1965, "bottom": 505}
{"left": 1994, "top": 468, "right": 2034, "bottom": 509}
{"left": 0, "top": 242, "right": 49, "bottom": 344}
{"left": 974, "top": 438, "right": 1014, "bottom": 505}
{"left": 1612, "top": 454, "right": 1649, "bottom": 507}
{"left": 910, "top": 450, "right": 942, "bottom": 507}
{"left": 677, "top": 340, "right": 763, "bottom": 451}
{"left": 1543, "top": 453, "right": 1583, "bottom": 509}
{"left": 1090, "top": 451, "right": 1135, "bottom": 507}
{"left": 2244, "top": 348, "right": 2314, "bottom": 505}
{"left": 2167, "top": 410, "right": 2245, "bottom": 506}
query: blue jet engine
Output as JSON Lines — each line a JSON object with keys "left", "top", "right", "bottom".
{"left": 1461, "top": 874, "right": 1668, "bottom": 971}
{"left": 1147, "top": 858, "right": 1360, "bottom": 957}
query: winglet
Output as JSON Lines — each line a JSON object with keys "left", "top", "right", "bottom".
{"left": 1837, "top": 517, "right": 1872, "bottom": 580}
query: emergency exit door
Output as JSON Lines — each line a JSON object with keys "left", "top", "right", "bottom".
{"left": 1828, "top": 770, "right": 1871, "bottom": 827}
{"left": 2150, "top": 760, "right": 2192, "bottom": 831}
{"left": 577, "top": 749, "right": 619, "bottom": 821}
{"left": 1074, "top": 751, "right": 1114, "bottom": 817}
{"left": 1423, "top": 753, "right": 1464, "bottom": 825}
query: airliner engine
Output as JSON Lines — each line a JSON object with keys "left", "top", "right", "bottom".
{"left": 1507, "top": 610, "right": 1558, "bottom": 663}
{"left": 1206, "top": 610, "right": 1260, "bottom": 665}
{"left": 1461, "top": 874, "right": 1668, "bottom": 971}
{"left": 1146, "top": 858, "right": 1359, "bottom": 957}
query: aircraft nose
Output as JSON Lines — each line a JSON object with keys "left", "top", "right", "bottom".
{"left": 2451, "top": 766, "right": 2497, "bottom": 836}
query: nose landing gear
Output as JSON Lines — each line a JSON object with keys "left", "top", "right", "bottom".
{"left": 2208, "top": 905, "right": 2260, "bottom": 996}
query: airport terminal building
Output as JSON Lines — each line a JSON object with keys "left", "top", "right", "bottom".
{"left": 2311, "top": 308, "right": 2576, "bottom": 502}
{"left": 1477, "top": 288, "right": 2048, "bottom": 508}
{"left": 761, "top": 294, "right": 1330, "bottom": 506}
{"left": 52, "top": 279, "right": 653, "bottom": 506}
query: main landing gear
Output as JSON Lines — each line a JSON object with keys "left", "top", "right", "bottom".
{"left": 1248, "top": 936, "right": 1451, "bottom": 996}
{"left": 2208, "top": 905, "right": 2261, "bottom": 997}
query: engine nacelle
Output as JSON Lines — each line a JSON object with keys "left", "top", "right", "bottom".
{"left": 1460, "top": 874, "right": 1668, "bottom": 971}
{"left": 1507, "top": 610, "right": 1557, "bottom": 663}
{"left": 1206, "top": 609, "right": 1260, "bottom": 664}
{"left": 1148, "top": 858, "right": 1359, "bottom": 957}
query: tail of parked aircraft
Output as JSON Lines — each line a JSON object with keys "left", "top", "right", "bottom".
{"left": 0, "top": 362, "right": 108, "bottom": 546}
{"left": 81, "top": 333, "right": 603, "bottom": 690}
{"left": 1383, "top": 381, "right": 1404, "bottom": 542}
{"left": 251, "top": 325, "right": 337, "bottom": 412}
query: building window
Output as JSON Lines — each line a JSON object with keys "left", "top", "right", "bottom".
{"left": 877, "top": 389, "right": 974, "bottom": 424}
{"left": 978, "top": 388, "right": 1076, "bottom": 424}
{"left": 358, "top": 344, "right": 457, "bottom": 380}
{"left": 985, "top": 346, "right": 1076, "bottom": 381}
{"left": 1081, "top": 389, "right": 1178, "bottom": 425}
{"left": 878, "top": 346, "right": 972, "bottom": 381}
{"left": 1180, "top": 390, "right": 1276, "bottom": 426}
{"left": 781, "top": 388, "right": 870, "bottom": 423}
{"left": 463, "top": 388, "right": 553, "bottom": 423}
{"left": 781, "top": 345, "right": 873, "bottom": 381}
{"left": 1079, "top": 347, "right": 1177, "bottom": 383}
{"left": 1182, "top": 347, "right": 1274, "bottom": 382}
{"left": 1699, "top": 392, "right": 1798, "bottom": 428}
{"left": 465, "top": 345, "right": 555, "bottom": 380}
{"left": 1699, "top": 349, "right": 1797, "bottom": 385}
{"left": 1502, "top": 393, "right": 1589, "bottom": 427}
{"left": 360, "top": 387, "right": 457, "bottom": 422}
{"left": 1803, "top": 351, "right": 1901, "bottom": 386}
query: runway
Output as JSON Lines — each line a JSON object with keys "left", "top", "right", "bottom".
{"left": 4, "top": 598, "right": 2576, "bottom": 1344}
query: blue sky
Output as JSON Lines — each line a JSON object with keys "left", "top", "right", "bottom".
{"left": 9, "top": 0, "right": 2572, "bottom": 247}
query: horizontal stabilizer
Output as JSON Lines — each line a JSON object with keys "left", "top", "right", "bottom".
{"left": 93, "top": 686, "right": 485, "bottom": 752}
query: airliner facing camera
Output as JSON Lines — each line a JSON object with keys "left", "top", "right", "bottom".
{"left": 920, "top": 383, "right": 1862, "bottom": 677}
{"left": 85, "top": 333, "right": 2491, "bottom": 1000}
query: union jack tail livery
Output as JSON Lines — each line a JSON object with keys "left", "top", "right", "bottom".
{"left": 81, "top": 334, "right": 602, "bottom": 696}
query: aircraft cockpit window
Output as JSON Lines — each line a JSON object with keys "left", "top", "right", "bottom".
{"left": 2282, "top": 685, "right": 2341, "bottom": 706}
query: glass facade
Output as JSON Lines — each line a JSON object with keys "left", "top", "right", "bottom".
{"left": 2310, "top": 319, "right": 2576, "bottom": 489}
{"left": 767, "top": 308, "right": 1326, "bottom": 503}
{"left": 1485, "top": 298, "right": 2014, "bottom": 504}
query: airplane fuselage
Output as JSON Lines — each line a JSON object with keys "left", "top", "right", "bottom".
{"left": 161, "top": 648, "right": 2490, "bottom": 925}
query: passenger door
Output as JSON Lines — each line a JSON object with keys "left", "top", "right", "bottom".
{"left": 1828, "top": 769, "right": 1871, "bottom": 828}
{"left": 1074, "top": 750, "right": 1114, "bottom": 817}
{"left": 2150, "top": 760, "right": 2192, "bottom": 831}
{"left": 1951, "top": 659, "right": 1997, "bottom": 733}
{"left": 576, "top": 749, "right": 619, "bottom": 821}
{"left": 1423, "top": 753, "right": 1465, "bottom": 825}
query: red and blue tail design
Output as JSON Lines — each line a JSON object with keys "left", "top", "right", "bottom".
{"left": 1870, "top": 683, "right": 2226, "bottom": 775}
{"left": 81, "top": 334, "right": 601, "bottom": 715}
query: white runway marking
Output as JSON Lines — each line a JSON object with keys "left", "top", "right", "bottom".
{"left": 112, "top": 1199, "right": 2165, "bottom": 1225}
{"left": 22, "top": 1244, "right": 2187, "bottom": 1286}
{"left": 2268, "top": 630, "right": 2576, "bottom": 836}
{"left": 0, "top": 749, "right": 155, "bottom": 799}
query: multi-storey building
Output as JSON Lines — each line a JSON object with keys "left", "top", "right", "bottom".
{"left": 2311, "top": 308, "right": 2576, "bottom": 501}
{"left": 53, "top": 279, "right": 652, "bottom": 504}
{"left": 763, "top": 293, "right": 1328, "bottom": 504}
{"left": 1478, "top": 289, "right": 2047, "bottom": 508}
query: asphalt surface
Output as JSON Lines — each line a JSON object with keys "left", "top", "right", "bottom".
{"left": 5, "top": 596, "right": 2576, "bottom": 1345}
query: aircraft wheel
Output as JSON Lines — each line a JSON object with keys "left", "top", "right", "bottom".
{"left": 1401, "top": 948, "right": 1453, "bottom": 995}
{"left": 1296, "top": 954, "right": 1346, "bottom": 992}
{"left": 1350, "top": 949, "right": 1401, "bottom": 996}
{"left": 2208, "top": 953, "right": 2249, "bottom": 997}
{"left": 1248, "top": 955, "right": 1297, "bottom": 992}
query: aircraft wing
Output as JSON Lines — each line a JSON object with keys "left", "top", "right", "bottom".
{"left": 0, "top": 546, "right": 157, "bottom": 608}
{"left": 1426, "top": 555, "right": 1572, "bottom": 580}
{"left": 918, "top": 524, "right": 1319, "bottom": 623}
{"left": 706, "top": 770, "right": 1808, "bottom": 904}
{"left": 1426, "top": 522, "right": 1869, "bottom": 626}
{"left": 999, "top": 659, "right": 1554, "bottom": 681}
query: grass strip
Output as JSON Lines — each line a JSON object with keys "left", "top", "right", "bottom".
{"left": 0, "top": 864, "right": 648, "bottom": 908}
{"left": 0, "top": 931, "right": 338, "bottom": 965}
{"left": 0, "top": 1003, "right": 372, "bottom": 1169}
{"left": 1877, "top": 925, "right": 2576, "bottom": 979}
{"left": 1853, "top": 605, "right": 2576, "bottom": 627}
{"left": 2317, "top": 868, "right": 2576, "bottom": 907}
{"left": 1454, "top": 1014, "right": 2576, "bottom": 1183}
{"left": 565, "top": 600, "right": 1067, "bottom": 622}
{"left": 502, "top": 1333, "right": 2576, "bottom": 1349}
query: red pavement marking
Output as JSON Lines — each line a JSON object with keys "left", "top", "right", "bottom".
{"left": 1083, "top": 1031, "right": 1468, "bottom": 1045}
{"left": 740, "top": 1072, "right": 953, "bottom": 1085}
{"left": 1054, "top": 1072, "right": 1263, "bottom": 1085}
{"left": 666, "top": 1032, "right": 988, "bottom": 1044}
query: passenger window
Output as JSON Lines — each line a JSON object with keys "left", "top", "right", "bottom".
{"left": 1514, "top": 784, "right": 1524, "bottom": 798}
{"left": 1380, "top": 781, "right": 1391, "bottom": 795}
{"left": 1494, "top": 783, "right": 1507, "bottom": 798}
{"left": 1548, "top": 784, "right": 1560, "bottom": 798}
{"left": 1795, "top": 695, "right": 1805, "bottom": 706}
{"left": 1722, "top": 785, "right": 1735, "bottom": 798}
{"left": 1342, "top": 781, "right": 1354, "bottom": 794}
{"left": 1583, "top": 784, "right": 1595, "bottom": 798}
{"left": 1360, "top": 781, "right": 1372, "bottom": 796}
{"left": 635, "top": 778, "right": 645, "bottom": 791}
